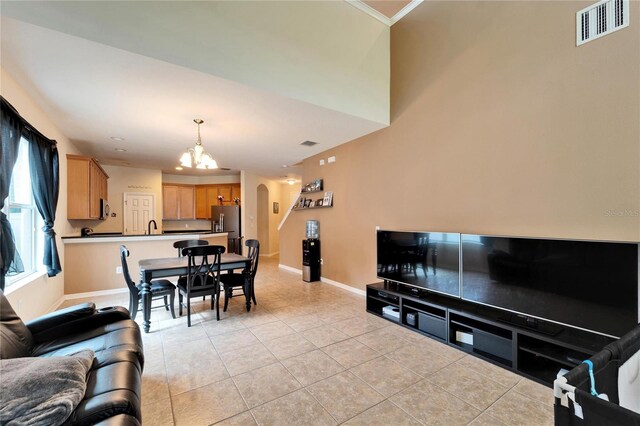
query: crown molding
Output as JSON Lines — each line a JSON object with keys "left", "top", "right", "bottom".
{"left": 390, "top": 0, "right": 424, "bottom": 25}
{"left": 346, "top": 0, "right": 424, "bottom": 26}
{"left": 346, "top": 0, "right": 391, "bottom": 26}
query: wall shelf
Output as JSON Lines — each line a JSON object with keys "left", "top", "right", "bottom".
{"left": 293, "top": 205, "right": 332, "bottom": 211}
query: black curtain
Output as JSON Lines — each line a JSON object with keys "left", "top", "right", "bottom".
{"left": 27, "top": 130, "right": 61, "bottom": 277}
{"left": 1, "top": 98, "right": 25, "bottom": 291}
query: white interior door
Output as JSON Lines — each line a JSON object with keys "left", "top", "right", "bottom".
{"left": 124, "top": 193, "right": 155, "bottom": 235}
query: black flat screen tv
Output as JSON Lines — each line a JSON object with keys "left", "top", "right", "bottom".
{"left": 461, "top": 235, "right": 639, "bottom": 337}
{"left": 377, "top": 230, "right": 460, "bottom": 297}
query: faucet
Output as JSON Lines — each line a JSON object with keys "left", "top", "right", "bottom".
{"left": 147, "top": 220, "right": 157, "bottom": 235}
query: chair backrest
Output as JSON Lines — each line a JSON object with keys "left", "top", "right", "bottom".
{"left": 119, "top": 245, "right": 138, "bottom": 295}
{"left": 182, "top": 245, "right": 226, "bottom": 290}
{"left": 245, "top": 239, "right": 260, "bottom": 280}
{"left": 173, "top": 239, "right": 208, "bottom": 257}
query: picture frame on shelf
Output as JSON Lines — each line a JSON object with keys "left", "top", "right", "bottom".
{"left": 315, "top": 199, "right": 323, "bottom": 207}
{"left": 322, "top": 191, "right": 333, "bottom": 207}
{"left": 304, "top": 199, "right": 312, "bottom": 208}
{"left": 302, "top": 178, "right": 323, "bottom": 193}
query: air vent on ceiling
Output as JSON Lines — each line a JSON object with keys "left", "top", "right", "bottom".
{"left": 300, "top": 140, "right": 318, "bottom": 147}
{"left": 577, "top": 0, "right": 629, "bottom": 46}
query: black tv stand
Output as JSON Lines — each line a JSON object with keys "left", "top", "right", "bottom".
{"left": 497, "top": 314, "right": 563, "bottom": 337}
{"left": 366, "top": 281, "right": 615, "bottom": 387}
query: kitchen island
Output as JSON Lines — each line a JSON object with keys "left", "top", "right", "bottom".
{"left": 62, "top": 232, "right": 228, "bottom": 295}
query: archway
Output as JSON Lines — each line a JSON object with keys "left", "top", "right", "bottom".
{"left": 257, "top": 184, "right": 269, "bottom": 253}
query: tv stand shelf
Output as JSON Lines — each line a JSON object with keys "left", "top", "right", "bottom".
{"left": 366, "top": 281, "right": 616, "bottom": 387}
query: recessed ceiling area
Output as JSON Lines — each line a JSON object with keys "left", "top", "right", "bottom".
{"left": 0, "top": 2, "right": 391, "bottom": 177}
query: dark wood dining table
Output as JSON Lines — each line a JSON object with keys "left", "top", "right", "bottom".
{"left": 138, "top": 253, "right": 251, "bottom": 333}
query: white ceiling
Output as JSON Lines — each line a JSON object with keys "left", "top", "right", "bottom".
{"left": 0, "top": 3, "right": 389, "bottom": 178}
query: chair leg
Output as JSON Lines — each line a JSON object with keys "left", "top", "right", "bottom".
{"left": 178, "top": 293, "right": 183, "bottom": 316}
{"left": 251, "top": 280, "right": 257, "bottom": 305}
{"left": 187, "top": 297, "right": 191, "bottom": 327}
{"left": 211, "top": 293, "right": 214, "bottom": 310}
{"left": 164, "top": 295, "right": 169, "bottom": 311}
{"left": 130, "top": 293, "right": 139, "bottom": 321}
{"left": 169, "top": 290, "right": 176, "bottom": 319}
{"left": 223, "top": 286, "right": 230, "bottom": 312}
{"left": 215, "top": 283, "right": 220, "bottom": 321}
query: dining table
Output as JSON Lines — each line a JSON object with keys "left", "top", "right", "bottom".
{"left": 138, "top": 253, "right": 251, "bottom": 333}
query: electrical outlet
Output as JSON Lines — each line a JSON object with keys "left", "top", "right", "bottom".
{"left": 328, "top": 156, "right": 336, "bottom": 163}
{"left": 116, "top": 266, "right": 122, "bottom": 274}
{"left": 320, "top": 159, "right": 325, "bottom": 166}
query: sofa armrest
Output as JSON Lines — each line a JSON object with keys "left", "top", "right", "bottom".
{"left": 26, "top": 302, "right": 96, "bottom": 335}
{"left": 28, "top": 306, "right": 132, "bottom": 343}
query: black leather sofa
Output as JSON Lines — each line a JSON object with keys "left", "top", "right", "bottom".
{"left": 0, "top": 291, "right": 144, "bottom": 425}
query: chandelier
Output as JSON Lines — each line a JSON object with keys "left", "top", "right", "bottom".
{"left": 179, "top": 119, "right": 218, "bottom": 169}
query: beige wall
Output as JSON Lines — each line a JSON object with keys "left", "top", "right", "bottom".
{"left": 63, "top": 234, "right": 227, "bottom": 294}
{"left": 71, "top": 164, "right": 164, "bottom": 234}
{"left": 1, "top": 66, "right": 83, "bottom": 320}
{"left": 241, "top": 171, "right": 286, "bottom": 256}
{"left": 279, "top": 1, "right": 640, "bottom": 290}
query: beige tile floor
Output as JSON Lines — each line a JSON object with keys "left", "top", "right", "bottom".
{"left": 60, "top": 256, "right": 554, "bottom": 425}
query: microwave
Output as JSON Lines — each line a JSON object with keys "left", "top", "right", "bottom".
{"left": 100, "top": 199, "right": 110, "bottom": 220}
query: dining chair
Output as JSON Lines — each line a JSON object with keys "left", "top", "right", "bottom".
{"left": 219, "top": 239, "right": 260, "bottom": 312}
{"left": 120, "top": 245, "right": 176, "bottom": 321}
{"left": 173, "top": 239, "right": 208, "bottom": 257}
{"left": 177, "top": 244, "right": 225, "bottom": 326}
{"left": 173, "top": 239, "right": 208, "bottom": 299}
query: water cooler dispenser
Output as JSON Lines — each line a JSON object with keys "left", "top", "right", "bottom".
{"left": 303, "top": 220, "right": 320, "bottom": 282}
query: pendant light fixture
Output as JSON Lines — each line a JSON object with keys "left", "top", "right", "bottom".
{"left": 179, "top": 119, "right": 218, "bottom": 169}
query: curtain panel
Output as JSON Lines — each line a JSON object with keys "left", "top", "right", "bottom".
{"left": 1, "top": 96, "right": 61, "bottom": 290}
{"left": 27, "top": 130, "right": 61, "bottom": 277}
{"left": 0, "top": 98, "right": 25, "bottom": 291}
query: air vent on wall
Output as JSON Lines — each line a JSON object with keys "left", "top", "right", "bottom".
{"left": 577, "top": 0, "right": 629, "bottom": 46}
{"left": 300, "top": 140, "right": 318, "bottom": 147}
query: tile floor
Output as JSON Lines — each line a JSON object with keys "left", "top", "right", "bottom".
{"left": 60, "top": 256, "right": 554, "bottom": 425}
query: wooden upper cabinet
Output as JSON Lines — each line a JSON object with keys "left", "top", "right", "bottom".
{"left": 163, "top": 185, "right": 180, "bottom": 220}
{"left": 67, "top": 154, "right": 109, "bottom": 220}
{"left": 179, "top": 186, "right": 195, "bottom": 219}
{"left": 195, "top": 186, "right": 208, "bottom": 219}
{"left": 194, "top": 183, "right": 241, "bottom": 218}
{"left": 230, "top": 184, "right": 241, "bottom": 205}
{"left": 217, "top": 185, "right": 232, "bottom": 204}
{"left": 162, "top": 184, "right": 194, "bottom": 220}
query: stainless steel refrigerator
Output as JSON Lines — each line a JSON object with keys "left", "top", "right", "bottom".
{"left": 211, "top": 205, "right": 242, "bottom": 255}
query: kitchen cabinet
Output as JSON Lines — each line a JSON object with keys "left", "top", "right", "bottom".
{"left": 195, "top": 186, "right": 208, "bottom": 219}
{"left": 163, "top": 184, "right": 195, "bottom": 220}
{"left": 230, "top": 184, "right": 241, "bottom": 204}
{"left": 67, "top": 154, "right": 109, "bottom": 219}
{"left": 194, "top": 184, "right": 242, "bottom": 219}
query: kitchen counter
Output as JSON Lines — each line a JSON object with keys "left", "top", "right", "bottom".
{"left": 62, "top": 231, "right": 230, "bottom": 294}
{"left": 62, "top": 232, "right": 228, "bottom": 244}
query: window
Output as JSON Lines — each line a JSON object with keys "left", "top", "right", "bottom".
{"left": 4, "top": 138, "right": 42, "bottom": 285}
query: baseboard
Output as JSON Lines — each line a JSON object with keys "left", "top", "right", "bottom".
{"left": 278, "top": 264, "right": 302, "bottom": 274}
{"left": 64, "top": 288, "right": 129, "bottom": 300}
{"left": 320, "top": 277, "right": 366, "bottom": 297}
{"left": 277, "top": 264, "right": 365, "bottom": 297}
{"left": 260, "top": 251, "right": 280, "bottom": 258}
{"left": 47, "top": 295, "right": 67, "bottom": 313}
